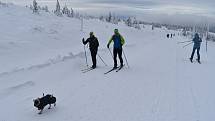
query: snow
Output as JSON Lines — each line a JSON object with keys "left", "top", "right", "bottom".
{"left": 0, "top": 3, "right": 215, "bottom": 121}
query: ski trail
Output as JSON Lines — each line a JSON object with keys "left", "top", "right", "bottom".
{"left": 188, "top": 79, "right": 201, "bottom": 121}
{"left": 147, "top": 35, "right": 178, "bottom": 121}
{"left": 0, "top": 44, "right": 132, "bottom": 77}
{"left": 176, "top": 36, "right": 203, "bottom": 121}
{"left": 151, "top": 79, "right": 162, "bottom": 121}
{"left": 0, "top": 81, "right": 35, "bottom": 100}
{"left": 0, "top": 52, "right": 79, "bottom": 77}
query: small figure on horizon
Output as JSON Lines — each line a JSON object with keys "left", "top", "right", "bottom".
{"left": 167, "top": 34, "right": 170, "bottom": 38}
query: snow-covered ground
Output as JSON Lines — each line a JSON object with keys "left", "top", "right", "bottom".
{"left": 0, "top": 3, "right": 215, "bottom": 121}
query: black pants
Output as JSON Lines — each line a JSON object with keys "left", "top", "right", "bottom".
{"left": 90, "top": 48, "right": 98, "bottom": 67}
{"left": 113, "top": 48, "right": 123, "bottom": 67}
{"left": 190, "top": 46, "right": 200, "bottom": 61}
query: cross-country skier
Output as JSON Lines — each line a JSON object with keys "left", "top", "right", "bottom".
{"left": 107, "top": 29, "right": 125, "bottom": 69}
{"left": 82, "top": 32, "right": 99, "bottom": 69}
{"left": 190, "top": 33, "right": 202, "bottom": 63}
{"left": 167, "top": 34, "right": 170, "bottom": 38}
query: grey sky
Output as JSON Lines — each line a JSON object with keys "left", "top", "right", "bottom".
{"left": 2, "top": 0, "right": 215, "bottom": 25}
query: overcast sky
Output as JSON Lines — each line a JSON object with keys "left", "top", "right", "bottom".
{"left": 2, "top": 0, "right": 215, "bottom": 25}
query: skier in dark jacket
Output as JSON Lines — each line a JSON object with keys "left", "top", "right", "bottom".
{"left": 167, "top": 34, "right": 170, "bottom": 38}
{"left": 190, "top": 33, "right": 202, "bottom": 63}
{"left": 107, "top": 29, "right": 125, "bottom": 69}
{"left": 82, "top": 32, "right": 99, "bottom": 69}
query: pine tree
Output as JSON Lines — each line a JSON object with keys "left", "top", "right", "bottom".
{"left": 106, "top": 12, "right": 112, "bottom": 23}
{"left": 133, "top": 17, "right": 140, "bottom": 29}
{"left": 111, "top": 14, "right": 119, "bottom": 24}
{"left": 70, "top": 8, "right": 74, "bottom": 17}
{"left": 33, "top": 0, "right": 38, "bottom": 13}
{"left": 99, "top": 16, "right": 105, "bottom": 21}
{"left": 62, "top": 4, "right": 69, "bottom": 15}
{"left": 54, "top": 0, "right": 62, "bottom": 16}
{"left": 42, "top": 5, "right": 49, "bottom": 12}
{"left": 126, "top": 17, "right": 132, "bottom": 27}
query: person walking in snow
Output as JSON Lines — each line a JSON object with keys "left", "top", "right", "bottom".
{"left": 167, "top": 34, "right": 170, "bottom": 38}
{"left": 190, "top": 33, "right": 202, "bottom": 63}
{"left": 107, "top": 29, "right": 125, "bottom": 69}
{"left": 82, "top": 32, "right": 99, "bottom": 69}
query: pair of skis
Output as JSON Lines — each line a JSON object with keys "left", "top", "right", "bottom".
{"left": 104, "top": 65, "right": 124, "bottom": 74}
{"left": 81, "top": 65, "right": 124, "bottom": 74}
{"left": 81, "top": 67, "right": 95, "bottom": 73}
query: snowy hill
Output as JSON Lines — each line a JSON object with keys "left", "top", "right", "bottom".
{"left": 0, "top": 3, "right": 215, "bottom": 121}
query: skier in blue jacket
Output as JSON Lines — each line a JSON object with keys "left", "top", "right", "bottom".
{"left": 107, "top": 29, "right": 125, "bottom": 69}
{"left": 190, "top": 33, "right": 202, "bottom": 63}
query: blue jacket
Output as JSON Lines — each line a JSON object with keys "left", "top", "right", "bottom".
{"left": 108, "top": 34, "right": 125, "bottom": 49}
{"left": 193, "top": 35, "right": 202, "bottom": 48}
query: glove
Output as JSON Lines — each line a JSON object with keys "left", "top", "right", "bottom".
{"left": 107, "top": 44, "right": 110, "bottom": 48}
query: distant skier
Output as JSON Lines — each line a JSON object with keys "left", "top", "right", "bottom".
{"left": 107, "top": 29, "right": 125, "bottom": 69}
{"left": 190, "top": 33, "right": 202, "bottom": 63}
{"left": 82, "top": 32, "right": 99, "bottom": 69}
{"left": 167, "top": 34, "right": 170, "bottom": 38}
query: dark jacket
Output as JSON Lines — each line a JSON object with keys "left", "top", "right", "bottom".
{"left": 83, "top": 36, "right": 99, "bottom": 51}
{"left": 193, "top": 34, "right": 202, "bottom": 48}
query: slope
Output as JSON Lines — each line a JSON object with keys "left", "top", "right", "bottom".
{"left": 0, "top": 3, "right": 215, "bottom": 121}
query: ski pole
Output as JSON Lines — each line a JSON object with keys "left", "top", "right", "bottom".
{"left": 98, "top": 54, "right": 107, "bottom": 66}
{"left": 108, "top": 48, "right": 114, "bottom": 60}
{"left": 183, "top": 42, "right": 193, "bottom": 48}
{"left": 83, "top": 45, "right": 88, "bottom": 67}
{"left": 177, "top": 40, "right": 192, "bottom": 44}
{"left": 206, "top": 39, "right": 208, "bottom": 52}
{"left": 122, "top": 48, "right": 130, "bottom": 68}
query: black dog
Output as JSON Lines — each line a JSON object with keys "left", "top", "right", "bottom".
{"left": 33, "top": 94, "right": 56, "bottom": 114}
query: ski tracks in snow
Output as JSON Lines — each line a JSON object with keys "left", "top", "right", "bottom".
{"left": 188, "top": 79, "right": 201, "bottom": 121}
{"left": 0, "top": 81, "right": 35, "bottom": 100}
{"left": 151, "top": 79, "right": 163, "bottom": 121}
{"left": 0, "top": 52, "right": 84, "bottom": 77}
{"left": 177, "top": 39, "right": 202, "bottom": 121}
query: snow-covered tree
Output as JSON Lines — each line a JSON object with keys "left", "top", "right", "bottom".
{"left": 0, "top": 1, "right": 9, "bottom": 7}
{"left": 133, "top": 17, "right": 141, "bottom": 29}
{"left": 42, "top": 5, "right": 49, "bottom": 12}
{"left": 126, "top": 17, "right": 132, "bottom": 27}
{"left": 133, "top": 17, "right": 138, "bottom": 24}
{"left": 30, "top": 4, "right": 33, "bottom": 10}
{"left": 106, "top": 12, "right": 112, "bottom": 23}
{"left": 54, "top": 0, "right": 62, "bottom": 16}
{"left": 112, "top": 15, "right": 119, "bottom": 24}
{"left": 134, "top": 23, "right": 141, "bottom": 30}
{"left": 182, "top": 28, "right": 188, "bottom": 36}
{"left": 62, "top": 4, "right": 70, "bottom": 16}
{"left": 152, "top": 25, "right": 154, "bottom": 30}
{"left": 142, "top": 24, "right": 145, "bottom": 29}
{"left": 99, "top": 16, "right": 105, "bottom": 21}
{"left": 69, "top": 8, "right": 74, "bottom": 17}
{"left": 33, "top": 0, "right": 39, "bottom": 13}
